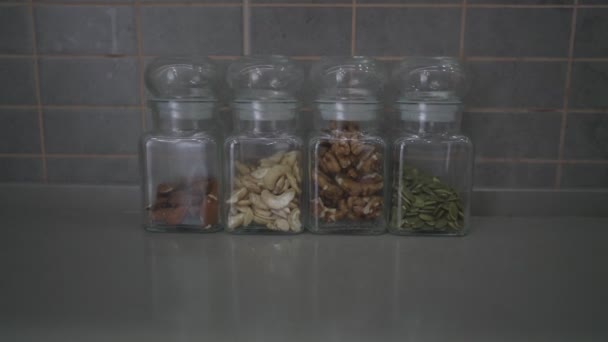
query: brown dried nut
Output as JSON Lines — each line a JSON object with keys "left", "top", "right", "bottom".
{"left": 331, "top": 140, "right": 351, "bottom": 158}
{"left": 261, "top": 189, "right": 296, "bottom": 210}
{"left": 335, "top": 199, "right": 349, "bottom": 221}
{"left": 191, "top": 179, "right": 209, "bottom": 196}
{"left": 275, "top": 218, "right": 290, "bottom": 232}
{"left": 226, "top": 188, "right": 248, "bottom": 204}
{"left": 228, "top": 213, "right": 245, "bottom": 229}
{"left": 312, "top": 197, "right": 337, "bottom": 222}
{"left": 157, "top": 183, "right": 174, "bottom": 195}
{"left": 336, "top": 154, "right": 352, "bottom": 169}
{"left": 362, "top": 196, "right": 382, "bottom": 218}
{"left": 263, "top": 164, "right": 289, "bottom": 190}
{"left": 151, "top": 207, "right": 169, "bottom": 222}
{"left": 288, "top": 208, "right": 302, "bottom": 232}
{"left": 200, "top": 195, "right": 219, "bottom": 228}
{"left": 335, "top": 175, "right": 383, "bottom": 197}
{"left": 280, "top": 151, "right": 299, "bottom": 167}
{"left": 169, "top": 191, "right": 190, "bottom": 207}
{"left": 165, "top": 206, "right": 188, "bottom": 225}
{"left": 316, "top": 172, "right": 343, "bottom": 201}
{"left": 320, "top": 151, "right": 341, "bottom": 175}
{"left": 356, "top": 152, "right": 381, "bottom": 173}
{"left": 361, "top": 172, "right": 383, "bottom": 183}
{"left": 346, "top": 168, "right": 358, "bottom": 179}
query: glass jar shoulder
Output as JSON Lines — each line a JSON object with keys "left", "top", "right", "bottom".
{"left": 141, "top": 130, "right": 220, "bottom": 145}
{"left": 392, "top": 133, "right": 472, "bottom": 147}
{"left": 309, "top": 131, "right": 386, "bottom": 148}
{"left": 225, "top": 132, "right": 303, "bottom": 149}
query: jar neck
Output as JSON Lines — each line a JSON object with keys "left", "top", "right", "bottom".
{"left": 397, "top": 102, "right": 462, "bottom": 135}
{"left": 233, "top": 101, "right": 297, "bottom": 133}
{"left": 315, "top": 102, "right": 380, "bottom": 131}
{"left": 150, "top": 100, "right": 216, "bottom": 131}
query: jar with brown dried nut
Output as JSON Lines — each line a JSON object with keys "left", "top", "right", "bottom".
{"left": 141, "top": 57, "right": 222, "bottom": 232}
{"left": 307, "top": 57, "right": 387, "bottom": 234}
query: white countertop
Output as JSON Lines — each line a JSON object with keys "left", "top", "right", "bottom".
{"left": 1, "top": 204, "right": 607, "bottom": 341}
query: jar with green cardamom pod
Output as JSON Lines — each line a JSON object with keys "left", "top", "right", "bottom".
{"left": 389, "top": 57, "right": 473, "bottom": 236}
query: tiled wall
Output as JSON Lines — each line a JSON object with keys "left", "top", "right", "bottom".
{"left": 1, "top": 0, "right": 607, "bottom": 189}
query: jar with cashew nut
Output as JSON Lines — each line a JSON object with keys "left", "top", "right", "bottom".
{"left": 224, "top": 56, "right": 305, "bottom": 234}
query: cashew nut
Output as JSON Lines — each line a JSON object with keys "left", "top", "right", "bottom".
{"left": 249, "top": 193, "right": 269, "bottom": 210}
{"left": 235, "top": 161, "right": 251, "bottom": 175}
{"left": 236, "top": 206, "right": 254, "bottom": 226}
{"left": 228, "top": 213, "right": 245, "bottom": 229}
{"left": 275, "top": 218, "right": 290, "bottom": 232}
{"left": 280, "top": 151, "right": 299, "bottom": 167}
{"left": 251, "top": 167, "right": 269, "bottom": 179}
{"left": 226, "top": 187, "right": 247, "bottom": 204}
{"left": 285, "top": 172, "right": 301, "bottom": 194}
{"left": 288, "top": 208, "right": 301, "bottom": 231}
{"left": 261, "top": 189, "right": 295, "bottom": 210}
{"left": 263, "top": 164, "right": 289, "bottom": 190}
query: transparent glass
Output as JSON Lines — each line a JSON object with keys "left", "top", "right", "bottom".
{"left": 141, "top": 103, "right": 222, "bottom": 232}
{"left": 224, "top": 104, "right": 303, "bottom": 234}
{"left": 392, "top": 57, "right": 467, "bottom": 102}
{"left": 311, "top": 56, "right": 385, "bottom": 102}
{"left": 389, "top": 106, "right": 473, "bottom": 236}
{"left": 308, "top": 107, "right": 387, "bottom": 234}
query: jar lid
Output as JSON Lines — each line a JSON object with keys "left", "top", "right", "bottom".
{"left": 393, "top": 57, "right": 467, "bottom": 103}
{"left": 311, "top": 56, "right": 385, "bottom": 103}
{"left": 398, "top": 102, "right": 461, "bottom": 123}
{"left": 227, "top": 55, "right": 304, "bottom": 102}
{"left": 145, "top": 57, "right": 218, "bottom": 101}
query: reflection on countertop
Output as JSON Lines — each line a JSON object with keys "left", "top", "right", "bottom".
{"left": 1, "top": 208, "right": 608, "bottom": 341}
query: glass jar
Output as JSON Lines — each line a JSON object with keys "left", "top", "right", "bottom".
{"left": 224, "top": 56, "right": 304, "bottom": 234}
{"left": 307, "top": 57, "right": 387, "bottom": 234}
{"left": 140, "top": 57, "right": 221, "bottom": 232}
{"left": 389, "top": 57, "right": 473, "bottom": 236}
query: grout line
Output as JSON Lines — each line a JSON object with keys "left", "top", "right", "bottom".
{"left": 134, "top": 0, "right": 147, "bottom": 130}
{"left": 357, "top": 3, "right": 460, "bottom": 8}
{"left": 243, "top": 0, "right": 251, "bottom": 55}
{"left": 476, "top": 158, "right": 559, "bottom": 164}
{"left": 45, "top": 154, "right": 138, "bottom": 159}
{"left": 33, "top": 2, "right": 242, "bottom": 7}
{"left": 251, "top": 3, "right": 352, "bottom": 8}
{"left": 465, "top": 56, "right": 568, "bottom": 62}
{"left": 464, "top": 107, "right": 564, "bottom": 113}
{"left": 555, "top": 0, "right": 578, "bottom": 189}
{"left": 459, "top": 0, "right": 467, "bottom": 60}
{"left": 0, "top": 153, "right": 41, "bottom": 158}
{"left": 27, "top": 0, "right": 48, "bottom": 183}
{"left": 351, "top": 0, "right": 356, "bottom": 56}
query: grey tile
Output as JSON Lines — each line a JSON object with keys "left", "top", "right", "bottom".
{"left": 0, "top": 58, "right": 37, "bottom": 105}
{"left": 462, "top": 112, "right": 561, "bottom": 158}
{"left": 574, "top": 9, "right": 608, "bottom": 58}
{"left": 39, "top": 58, "right": 139, "bottom": 105}
{"left": 356, "top": 8, "right": 461, "bottom": 56}
{"left": 577, "top": 0, "right": 606, "bottom": 3}
{"left": 561, "top": 164, "right": 608, "bottom": 188}
{"left": 0, "top": 5, "right": 32, "bottom": 54}
{"left": 35, "top": 5, "right": 137, "bottom": 55}
{"left": 474, "top": 162, "right": 557, "bottom": 188}
{"left": 44, "top": 108, "right": 141, "bottom": 154}
{"left": 569, "top": 62, "right": 608, "bottom": 109}
{"left": 468, "top": 0, "right": 572, "bottom": 3}
{"left": 34, "top": 0, "right": 133, "bottom": 2}
{"left": 467, "top": 61, "right": 567, "bottom": 108}
{"left": 141, "top": 7, "right": 242, "bottom": 55}
{"left": 0, "top": 109, "right": 40, "bottom": 153}
{"left": 466, "top": 8, "right": 571, "bottom": 57}
{"left": 47, "top": 157, "right": 138, "bottom": 184}
{"left": 0, "top": 157, "right": 43, "bottom": 182}
{"left": 251, "top": 7, "right": 351, "bottom": 56}
{"left": 563, "top": 113, "right": 608, "bottom": 160}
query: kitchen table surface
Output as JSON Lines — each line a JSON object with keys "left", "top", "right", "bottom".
{"left": 1, "top": 204, "right": 607, "bottom": 342}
